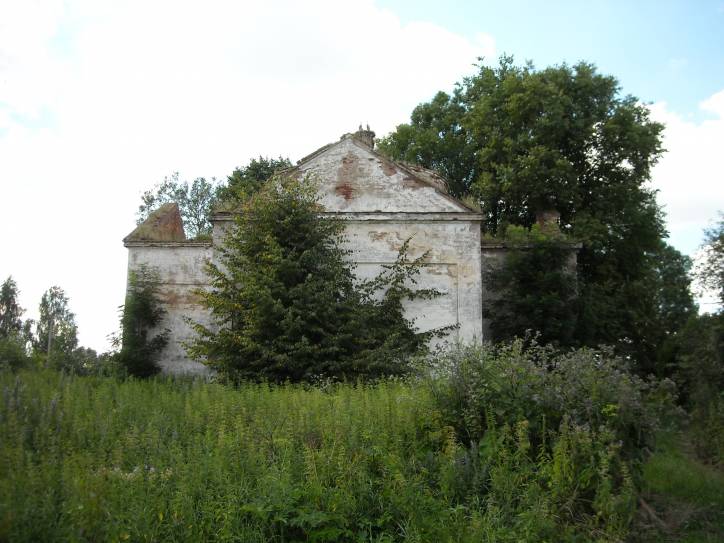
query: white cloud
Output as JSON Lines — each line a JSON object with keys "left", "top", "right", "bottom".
{"left": 649, "top": 91, "right": 724, "bottom": 311}
{"left": 701, "top": 89, "right": 724, "bottom": 116}
{"left": 0, "top": 0, "right": 494, "bottom": 351}
{"left": 648, "top": 93, "right": 724, "bottom": 256}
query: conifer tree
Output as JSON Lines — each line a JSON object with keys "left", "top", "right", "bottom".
{"left": 35, "top": 286, "right": 77, "bottom": 357}
{"left": 189, "top": 175, "right": 442, "bottom": 383}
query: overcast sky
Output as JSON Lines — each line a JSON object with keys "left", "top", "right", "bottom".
{"left": 1, "top": 0, "right": 723, "bottom": 352}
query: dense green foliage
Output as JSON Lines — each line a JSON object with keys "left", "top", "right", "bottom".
{"left": 484, "top": 225, "right": 578, "bottom": 345}
{"left": 0, "top": 336, "right": 30, "bottom": 371}
{"left": 662, "top": 218, "right": 724, "bottom": 465}
{"left": 0, "top": 363, "right": 667, "bottom": 542}
{"left": 0, "top": 276, "right": 23, "bottom": 338}
{"left": 136, "top": 157, "right": 292, "bottom": 239}
{"left": 0, "top": 278, "right": 107, "bottom": 374}
{"left": 669, "top": 313, "right": 724, "bottom": 409}
{"left": 379, "top": 56, "right": 696, "bottom": 373}
{"left": 219, "top": 156, "right": 293, "bottom": 202}
{"left": 137, "top": 173, "right": 218, "bottom": 239}
{"left": 427, "top": 340, "right": 676, "bottom": 462}
{"left": 663, "top": 312, "right": 724, "bottom": 465}
{"left": 379, "top": 57, "right": 663, "bottom": 232}
{"left": 34, "top": 286, "right": 78, "bottom": 362}
{"left": 638, "top": 431, "right": 724, "bottom": 542}
{"left": 190, "top": 175, "right": 442, "bottom": 383}
{"left": 115, "top": 266, "right": 168, "bottom": 378}
{"left": 0, "top": 276, "right": 31, "bottom": 370}
{"left": 653, "top": 245, "right": 699, "bottom": 345}
{"left": 690, "top": 397, "right": 724, "bottom": 466}
{"left": 695, "top": 214, "right": 724, "bottom": 306}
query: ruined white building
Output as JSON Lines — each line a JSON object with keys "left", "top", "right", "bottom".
{"left": 124, "top": 128, "right": 501, "bottom": 374}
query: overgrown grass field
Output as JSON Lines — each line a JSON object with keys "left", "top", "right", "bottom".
{"left": 2, "top": 371, "right": 459, "bottom": 541}
{"left": 3, "top": 343, "right": 722, "bottom": 542}
{"left": 0, "top": 364, "right": 636, "bottom": 542}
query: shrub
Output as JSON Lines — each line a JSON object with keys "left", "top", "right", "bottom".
{"left": 663, "top": 312, "right": 724, "bottom": 464}
{"left": 0, "top": 335, "right": 30, "bottom": 371}
{"left": 427, "top": 340, "right": 677, "bottom": 460}
{"left": 690, "top": 399, "right": 724, "bottom": 465}
{"left": 45, "top": 346, "right": 107, "bottom": 376}
{"left": 671, "top": 312, "right": 724, "bottom": 408}
{"left": 422, "top": 341, "right": 681, "bottom": 538}
{"left": 114, "top": 266, "right": 168, "bottom": 378}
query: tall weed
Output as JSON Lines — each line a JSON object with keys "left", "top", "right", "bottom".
{"left": 0, "top": 358, "right": 662, "bottom": 542}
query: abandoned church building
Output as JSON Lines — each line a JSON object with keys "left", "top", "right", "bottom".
{"left": 123, "top": 127, "right": 572, "bottom": 375}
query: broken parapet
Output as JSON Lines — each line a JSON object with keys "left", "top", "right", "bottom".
{"left": 123, "top": 203, "right": 186, "bottom": 243}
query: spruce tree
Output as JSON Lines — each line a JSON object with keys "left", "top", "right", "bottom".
{"left": 189, "top": 175, "right": 440, "bottom": 383}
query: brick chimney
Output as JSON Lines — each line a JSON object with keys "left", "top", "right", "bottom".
{"left": 352, "top": 124, "right": 375, "bottom": 149}
{"left": 535, "top": 209, "right": 561, "bottom": 231}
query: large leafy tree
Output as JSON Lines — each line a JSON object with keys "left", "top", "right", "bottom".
{"left": 694, "top": 214, "right": 724, "bottom": 307}
{"left": 379, "top": 56, "right": 687, "bottom": 371}
{"left": 484, "top": 226, "right": 579, "bottom": 346}
{"left": 218, "top": 156, "right": 293, "bottom": 202}
{"left": 34, "top": 286, "right": 78, "bottom": 357}
{"left": 0, "top": 276, "right": 23, "bottom": 338}
{"left": 653, "top": 243, "right": 698, "bottom": 338}
{"left": 188, "top": 174, "right": 440, "bottom": 383}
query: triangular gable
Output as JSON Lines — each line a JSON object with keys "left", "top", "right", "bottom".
{"left": 292, "top": 135, "right": 474, "bottom": 214}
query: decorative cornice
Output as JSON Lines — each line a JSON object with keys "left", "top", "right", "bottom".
{"left": 211, "top": 211, "right": 483, "bottom": 222}
{"left": 123, "top": 240, "right": 212, "bottom": 248}
{"left": 481, "top": 240, "right": 582, "bottom": 250}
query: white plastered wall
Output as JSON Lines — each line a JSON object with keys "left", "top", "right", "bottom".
{"left": 126, "top": 242, "right": 212, "bottom": 375}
